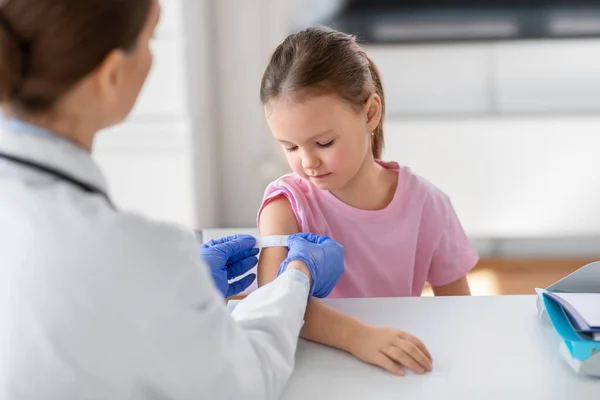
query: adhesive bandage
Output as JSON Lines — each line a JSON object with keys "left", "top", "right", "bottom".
{"left": 255, "top": 235, "right": 289, "bottom": 248}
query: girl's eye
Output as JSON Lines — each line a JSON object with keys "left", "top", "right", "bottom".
{"left": 285, "top": 146, "right": 298, "bottom": 152}
{"left": 317, "top": 139, "right": 335, "bottom": 148}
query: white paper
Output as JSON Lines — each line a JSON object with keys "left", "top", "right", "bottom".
{"left": 553, "top": 293, "right": 600, "bottom": 328}
{"left": 255, "top": 235, "right": 289, "bottom": 248}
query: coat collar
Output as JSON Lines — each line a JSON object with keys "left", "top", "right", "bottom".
{"left": 0, "top": 119, "right": 109, "bottom": 196}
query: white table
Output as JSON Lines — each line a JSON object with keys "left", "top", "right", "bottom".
{"left": 279, "top": 295, "right": 599, "bottom": 399}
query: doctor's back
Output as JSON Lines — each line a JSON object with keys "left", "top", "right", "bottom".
{"left": 0, "top": 1, "right": 322, "bottom": 399}
{"left": 0, "top": 151, "right": 210, "bottom": 398}
{"left": 0, "top": 1, "right": 219, "bottom": 398}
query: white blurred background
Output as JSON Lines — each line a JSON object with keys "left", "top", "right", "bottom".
{"left": 93, "top": 0, "right": 600, "bottom": 259}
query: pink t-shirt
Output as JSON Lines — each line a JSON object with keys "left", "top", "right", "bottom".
{"left": 257, "top": 161, "right": 479, "bottom": 298}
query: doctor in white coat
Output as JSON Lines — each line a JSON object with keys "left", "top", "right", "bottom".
{"left": 0, "top": 1, "right": 345, "bottom": 399}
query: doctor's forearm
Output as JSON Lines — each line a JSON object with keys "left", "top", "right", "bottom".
{"left": 230, "top": 270, "right": 310, "bottom": 399}
{"left": 300, "top": 299, "right": 365, "bottom": 353}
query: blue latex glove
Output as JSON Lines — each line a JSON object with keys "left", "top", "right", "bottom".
{"left": 200, "top": 234, "right": 259, "bottom": 298}
{"left": 277, "top": 232, "right": 344, "bottom": 298}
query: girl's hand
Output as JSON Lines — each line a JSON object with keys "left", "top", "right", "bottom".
{"left": 349, "top": 324, "right": 433, "bottom": 376}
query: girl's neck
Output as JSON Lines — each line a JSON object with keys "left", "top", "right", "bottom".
{"left": 329, "top": 157, "right": 398, "bottom": 211}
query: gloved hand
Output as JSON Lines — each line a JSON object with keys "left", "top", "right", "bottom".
{"left": 277, "top": 232, "right": 344, "bottom": 298}
{"left": 200, "top": 234, "right": 259, "bottom": 298}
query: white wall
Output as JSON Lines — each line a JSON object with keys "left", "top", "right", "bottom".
{"left": 211, "top": 0, "right": 277, "bottom": 227}
{"left": 181, "top": 0, "right": 220, "bottom": 229}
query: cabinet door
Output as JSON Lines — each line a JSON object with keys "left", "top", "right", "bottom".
{"left": 495, "top": 39, "right": 600, "bottom": 113}
{"left": 383, "top": 117, "right": 600, "bottom": 238}
{"left": 366, "top": 44, "right": 492, "bottom": 116}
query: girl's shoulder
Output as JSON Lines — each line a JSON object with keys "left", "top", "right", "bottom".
{"left": 382, "top": 159, "right": 453, "bottom": 213}
{"left": 264, "top": 172, "right": 315, "bottom": 197}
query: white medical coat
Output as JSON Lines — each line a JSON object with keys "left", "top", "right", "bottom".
{"left": 0, "top": 125, "right": 309, "bottom": 399}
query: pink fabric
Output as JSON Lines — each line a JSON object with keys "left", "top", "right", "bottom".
{"left": 257, "top": 161, "right": 479, "bottom": 298}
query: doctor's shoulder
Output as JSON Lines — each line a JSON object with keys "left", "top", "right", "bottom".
{"left": 65, "top": 209, "right": 205, "bottom": 287}
{"left": 102, "top": 212, "right": 199, "bottom": 264}
{"left": 65, "top": 210, "right": 212, "bottom": 301}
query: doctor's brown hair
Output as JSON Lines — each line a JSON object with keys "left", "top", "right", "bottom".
{"left": 260, "top": 26, "right": 386, "bottom": 159}
{"left": 0, "top": 0, "right": 153, "bottom": 113}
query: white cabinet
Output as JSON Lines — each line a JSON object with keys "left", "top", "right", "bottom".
{"left": 494, "top": 39, "right": 600, "bottom": 113}
{"left": 382, "top": 117, "right": 600, "bottom": 238}
{"left": 365, "top": 38, "right": 600, "bottom": 116}
{"left": 366, "top": 44, "right": 493, "bottom": 116}
{"left": 370, "top": 38, "right": 600, "bottom": 238}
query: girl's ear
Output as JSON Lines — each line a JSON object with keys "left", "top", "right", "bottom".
{"left": 365, "top": 93, "right": 382, "bottom": 133}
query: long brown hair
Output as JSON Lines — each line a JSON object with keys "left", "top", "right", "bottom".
{"left": 260, "top": 26, "right": 386, "bottom": 159}
{"left": 0, "top": 0, "right": 153, "bottom": 113}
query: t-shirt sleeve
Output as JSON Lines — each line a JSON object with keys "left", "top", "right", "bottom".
{"left": 256, "top": 178, "right": 307, "bottom": 233}
{"left": 427, "top": 195, "right": 479, "bottom": 287}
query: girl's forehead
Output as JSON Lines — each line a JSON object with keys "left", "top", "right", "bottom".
{"left": 267, "top": 94, "right": 359, "bottom": 120}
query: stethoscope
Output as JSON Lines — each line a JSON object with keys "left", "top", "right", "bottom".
{"left": 0, "top": 119, "right": 114, "bottom": 209}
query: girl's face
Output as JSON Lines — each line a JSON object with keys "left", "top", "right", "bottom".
{"left": 265, "top": 93, "right": 382, "bottom": 191}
